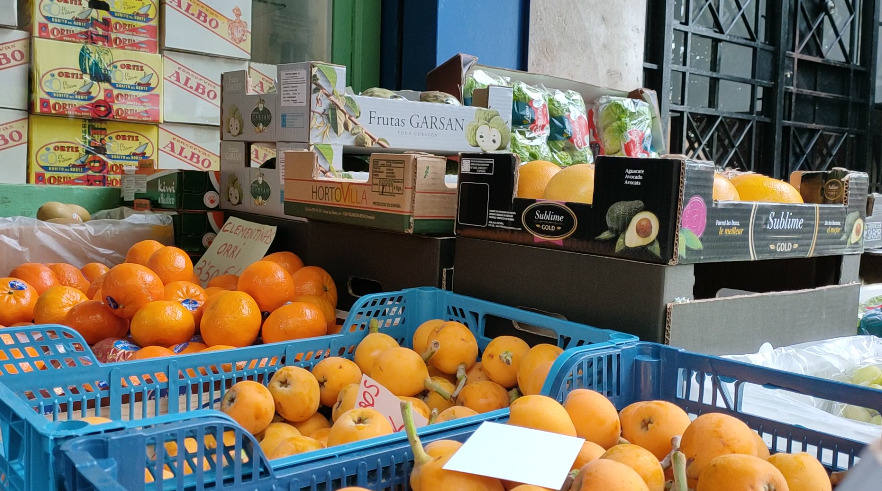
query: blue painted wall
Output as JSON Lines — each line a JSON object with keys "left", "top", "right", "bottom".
{"left": 382, "top": 0, "right": 528, "bottom": 90}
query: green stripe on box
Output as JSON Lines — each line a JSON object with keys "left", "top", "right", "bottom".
{"left": 285, "top": 201, "right": 413, "bottom": 231}
{"left": 413, "top": 219, "right": 454, "bottom": 234}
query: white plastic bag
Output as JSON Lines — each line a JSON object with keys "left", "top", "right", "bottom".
{"left": 0, "top": 213, "right": 173, "bottom": 272}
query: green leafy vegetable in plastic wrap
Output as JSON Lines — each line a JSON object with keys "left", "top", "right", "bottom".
{"left": 509, "top": 81, "right": 552, "bottom": 163}
{"left": 594, "top": 96, "right": 655, "bottom": 158}
{"left": 546, "top": 89, "right": 593, "bottom": 166}
{"left": 463, "top": 69, "right": 509, "bottom": 105}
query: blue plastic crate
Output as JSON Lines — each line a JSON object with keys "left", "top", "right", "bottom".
{"left": 0, "top": 287, "right": 632, "bottom": 490}
{"left": 56, "top": 340, "right": 882, "bottom": 490}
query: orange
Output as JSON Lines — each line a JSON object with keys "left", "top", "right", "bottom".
{"left": 0, "top": 277, "right": 37, "bottom": 325}
{"left": 204, "top": 286, "right": 227, "bottom": 299}
{"left": 263, "top": 251, "right": 304, "bottom": 276}
{"left": 48, "top": 263, "right": 90, "bottom": 293}
{"left": 729, "top": 173, "right": 803, "bottom": 203}
{"left": 262, "top": 302, "right": 327, "bottom": 344}
{"left": 9, "top": 263, "right": 58, "bottom": 294}
{"left": 146, "top": 246, "right": 194, "bottom": 284}
{"left": 33, "top": 285, "right": 88, "bottom": 324}
{"left": 200, "top": 291, "right": 262, "bottom": 347}
{"left": 80, "top": 262, "right": 109, "bottom": 282}
{"left": 543, "top": 163, "right": 595, "bottom": 204}
{"left": 294, "top": 294, "right": 336, "bottom": 331}
{"left": 64, "top": 300, "right": 128, "bottom": 344}
{"left": 132, "top": 346, "right": 175, "bottom": 360}
{"left": 237, "top": 260, "right": 296, "bottom": 312}
{"left": 163, "top": 281, "right": 206, "bottom": 326}
{"left": 170, "top": 341, "right": 207, "bottom": 354}
{"left": 207, "top": 274, "right": 238, "bottom": 290}
{"left": 130, "top": 300, "right": 196, "bottom": 347}
{"left": 101, "top": 264, "right": 164, "bottom": 319}
{"left": 516, "top": 160, "right": 560, "bottom": 199}
{"left": 291, "top": 266, "right": 337, "bottom": 308}
{"left": 712, "top": 173, "right": 740, "bottom": 201}
{"left": 125, "top": 239, "right": 164, "bottom": 265}
{"left": 86, "top": 274, "right": 105, "bottom": 300}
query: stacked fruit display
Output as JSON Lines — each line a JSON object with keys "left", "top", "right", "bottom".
{"left": 0, "top": 240, "right": 337, "bottom": 360}
{"left": 216, "top": 321, "right": 565, "bottom": 460}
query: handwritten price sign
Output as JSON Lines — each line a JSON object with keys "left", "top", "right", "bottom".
{"left": 194, "top": 216, "right": 276, "bottom": 284}
{"left": 357, "top": 374, "right": 427, "bottom": 432}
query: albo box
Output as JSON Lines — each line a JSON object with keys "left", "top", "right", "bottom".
{"left": 163, "top": 52, "right": 246, "bottom": 125}
{"left": 162, "top": 0, "right": 251, "bottom": 59}
{"left": 0, "top": 109, "right": 27, "bottom": 183}
{"left": 157, "top": 123, "right": 220, "bottom": 171}
{"left": 122, "top": 166, "right": 220, "bottom": 210}
{"left": 221, "top": 63, "right": 513, "bottom": 156}
{"left": 284, "top": 151, "right": 456, "bottom": 234}
{"left": 31, "top": 37, "right": 162, "bottom": 122}
{"left": 455, "top": 153, "right": 868, "bottom": 264}
{"left": 0, "top": 29, "right": 28, "bottom": 110}
{"left": 248, "top": 62, "right": 275, "bottom": 94}
{"left": 0, "top": 0, "right": 17, "bottom": 28}
{"left": 28, "top": 115, "right": 158, "bottom": 186}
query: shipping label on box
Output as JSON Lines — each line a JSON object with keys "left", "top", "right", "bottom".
{"left": 163, "top": 52, "right": 246, "bottom": 125}
{"left": 28, "top": 115, "right": 157, "bottom": 186}
{"left": 32, "top": 38, "right": 162, "bottom": 122}
{"left": 0, "top": 29, "right": 28, "bottom": 110}
{"left": 0, "top": 109, "right": 28, "bottom": 183}
{"left": 248, "top": 62, "right": 275, "bottom": 94}
{"left": 162, "top": 0, "right": 251, "bottom": 59}
{"left": 158, "top": 123, "right": 220, "bottom": 171}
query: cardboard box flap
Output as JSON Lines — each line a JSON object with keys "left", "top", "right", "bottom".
{"left": 222, "top": 71, "right": 248, "bottom": 96}
{"left": 285, "top": 150, "right": 321, "bottom": 179}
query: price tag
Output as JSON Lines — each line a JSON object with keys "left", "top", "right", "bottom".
{"left": 193, "top": 217, "right": 276, "bottom": 284}
{"left": 356, "top": 374, "right": 428, "bottom": 432}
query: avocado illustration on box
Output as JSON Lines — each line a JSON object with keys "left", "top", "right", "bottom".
{"left": 595, "top": 200, "right": 662, "bottom": 258}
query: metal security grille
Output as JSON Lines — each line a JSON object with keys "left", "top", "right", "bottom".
{"left": 645, "top": 0, "right": 879, "bottom": 187}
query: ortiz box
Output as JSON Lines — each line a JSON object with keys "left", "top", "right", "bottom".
{"left": 162, "top": 0, "right": 251, "bottom": 59}
{"left": 27, "top": 115, "right": 158, "bottom": 186}
{"left": 220, "top": 62, "right": 513, "bottom": 155}
{"left": 163, "top": 51, "right": 246, "bottom": 125}
{"left": 31, "top": 37, "right": 162, "bottom": 122}
{"left": 456, "top": 152, "right": 869, "bottom": 264}
{"left": 283, "top": 150, "right": 456, "bottom": 234}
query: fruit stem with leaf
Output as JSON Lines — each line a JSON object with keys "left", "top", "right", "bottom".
{"left": 401, "top": 401, "right": 432, "bottom": 466}
{"left": 508, "top": 388, "right": 521, "bottom": 404}
{"left": 368, "top": 318, "right": 380, "bottom": 334}
{"left": 669, "top": 434, "right": 687, "bottom": 491}
{"left": 428, "top": 408, "right": 439, "bottom": 424}
{"left": 425, "top": 377, "right": 454, "bottom": 402}
{"left": 422, "top": 340, "right": 440, "bottom": 363}
{"left": 451, "top": 364, "right": 469, "bottom": 398}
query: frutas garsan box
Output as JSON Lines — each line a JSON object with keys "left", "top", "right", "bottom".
{"left": 162, "top": 0, "right": 251, "bottom": 59}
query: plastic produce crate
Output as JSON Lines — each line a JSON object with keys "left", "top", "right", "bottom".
{"left": 56, "top": 340, "right": 882, "bottom": 490}
{"left": 0, "top": 287, "right": 633, "bottom": 490}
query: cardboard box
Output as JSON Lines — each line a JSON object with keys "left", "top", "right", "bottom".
{"left": 0, "top": 29, "right": 27, "bottom": 110}
{"left": 248, "top": 61, "right": 275, "bottom": 94}
{"left": 31, "top": 37, "right": 162, "bottom": 122}
{"left": 453, "top": 236, "right": 860, "bottom": 355}
{"left": 168, "top": 209, "right": 224, "bottom": 255}
{"left": 28, "top": 115, "right": 158, "bottom": 186}
{"left": 122, "top": 166, "right": 220, "bottom": 210}
{"left": 456, "top": 153, "right": 869, "bottom": 264}
{"left": 864, "top": 193, "right": 882, "bottom": 251}
{"left": 163, "top": 51, "right": 246, "bottom": 125}
{"left": 0, "top": 108, "right": 27, "bottom": 183}
{"left": 22, "top": 0, "right": 158, "bottom": 52}
{"left": 283, "top": 151, "right": 456, "bottom": 234}
{"left": 157, "top": 123, "right": 220, "bottom": 171}
{"left": 306, "top": 220, "right": 454, "bottom": 309}
{"left": 0, "top": 0, "right": 17, "bottom": 28}
{"left": 220, "top": 140, "right": 298, "bottom": 218}
{"left": 220, "top": 63, "right": 513, "bottom": 156}
{"left": 162, "top": 0, "right": 251, "bottom": 59}
{"left": 0, "top": 183, "right": 120, "bottom": 216}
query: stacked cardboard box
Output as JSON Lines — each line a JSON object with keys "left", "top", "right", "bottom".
{"left": 0, "top": 24, "right": 28, "bottom": 183}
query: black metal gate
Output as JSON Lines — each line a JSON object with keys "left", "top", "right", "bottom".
{"left": 644, "top": 0, "right": 879, "bottom": 188}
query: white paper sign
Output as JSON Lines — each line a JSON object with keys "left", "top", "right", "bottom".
{"left": 193, "top": 217, "right": 276, "bottom": 284}
{"left": 443, "top": 422, "right": 584, "bottom": 489}
{"left": 356, "top": 374, "right": 428, "bottom": 432}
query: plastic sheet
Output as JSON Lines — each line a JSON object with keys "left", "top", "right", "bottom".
{"left": 0, "top": 213, "right": 173, "bottom": 272}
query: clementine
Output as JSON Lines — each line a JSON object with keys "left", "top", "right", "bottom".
{"left": 33, "top": 285, "right": 88, "bottom": 324}
{"left": 64, "top": 300, "right": 128, "bottom": 344}
{"left": 263, "top": 251, "right": 304, "bottom": 276}
{"left": 261, "top": 301, "right": 327, "bottom": 344}
{"left": 101, "top": 264, "right": 164, "bottom": 319}
{"left": 47, "top": 263, "right": 90, "bottom": 293}
{"left": 125, "top": 239, "right": 164, "bottom": 265}
{"left": 204, "top": 286, "right": 227, "bottom": 299}
{"left": 132, "top": 346, "right": 175, "bottom": 360}
{"left": 9, "top": 263, "right": 58, "bottom": 294}
{"left": 237, "top": 260, "right": 296, "bottom": 312}
{"left": 130, "top": 300, "right": 196, "bottom": 347}
{"left": 293, "top": 294, "right": 336, "bottom": 330}
{"left": 170, "top": 341, "right": 207, "bottom": 354}
{"left": 200, "top": 291, "right": 262, "bottom": 347}
{"left": 163, "top": 281, "right": 206, "bottom": 326}
{"left": 0, "top": 277, "right": 37, "bottom": 325}
{"left": 86, "top": 274, "right": 105, "bottom": 300}
{"left": 207, "top": 274, "right": 238, "bottom": 290}
{"left": 80, "top": 262, "right": 109, "bottom": 282}
{"left": 291, "top": 266, "right": 337, "bottom": 308}
{"left": 146, "top": 246, "right": 194, "bottom": 284}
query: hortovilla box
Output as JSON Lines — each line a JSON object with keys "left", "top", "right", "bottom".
{"left": 283, "top": 150, "right": 456, "bottom": 234}
{"left": 221, "top": 62, "right": 513, "bottom": 156}
{"left": 456, "top": 152, "right": 868, "bottom": 264}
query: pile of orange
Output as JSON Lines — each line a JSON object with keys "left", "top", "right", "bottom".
{"left": 4, "top": 241, "right": 339, "bottom": 360}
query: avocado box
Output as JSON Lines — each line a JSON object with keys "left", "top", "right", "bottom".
{"left": 221, "top": 62, "right": 513, "bottom": 156}
{"left": 121, "top": 162, "right": 220, "bottom": 210}
{"left": 455, "top": 153, "right": 868, "bottom": 264}
{"left": 283, "top": 150, "right": 457, "bottom": 234}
